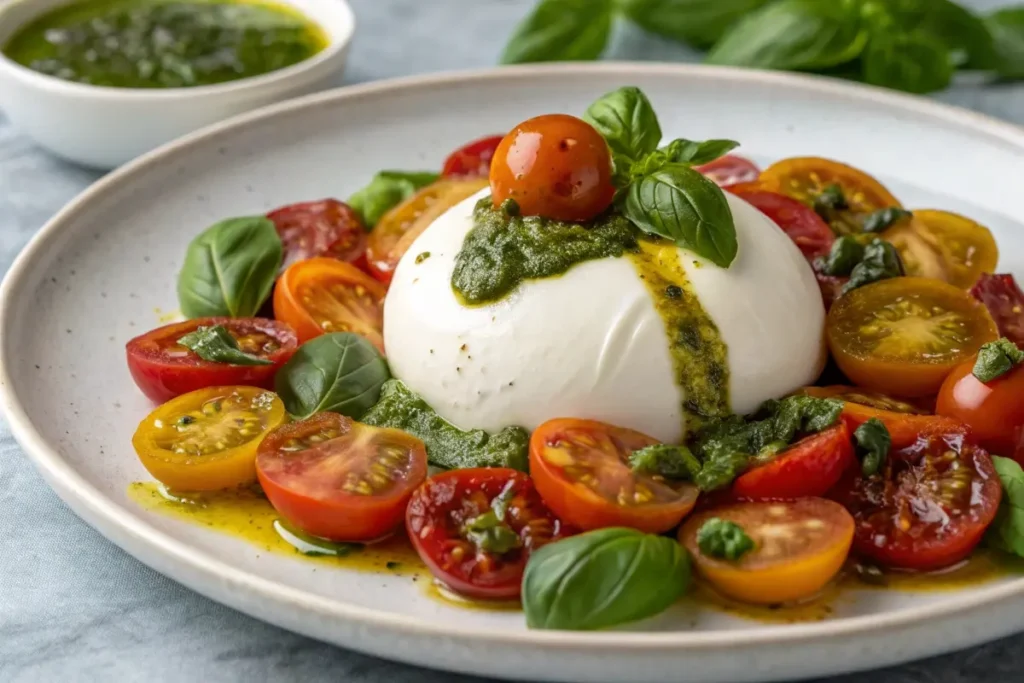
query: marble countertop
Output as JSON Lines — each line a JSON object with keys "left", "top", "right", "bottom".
{"left": 2, "top": 0, "right": 1023, "bottom": 681}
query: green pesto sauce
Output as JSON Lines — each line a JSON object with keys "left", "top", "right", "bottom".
{"left": 3, "top": 0, "right": 327, "bottom": 89}
{"left": 361, "top": 380, "right": 529, "bottom": 472}
{"left": 451, "top": 198, "right": 639, "bottom": 305}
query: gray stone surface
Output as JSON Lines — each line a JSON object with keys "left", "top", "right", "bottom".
{"left": 1, "top": 0, "right": 1023, "bottom": 680}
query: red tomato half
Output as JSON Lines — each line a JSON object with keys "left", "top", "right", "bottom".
{"left": 732, "top": 189, "right": 835, "bottom": 259}
{"left": 406, "top": 468, "right": 569, "bottom": 600}
{"left": 971, "top": 273, "right": 1024, "bottom": 347}
{"left": 938, "top": 359, "right": 1024, "bottom": 459}
{"left": 732, "top": 424, "right": 855, "bottom": 500}
{"left": 126, "top": 317, "right": 298, "bottom": 403}
{"left": 816, "top": 272, "right": 849, "bottom": 311}
{"left": 267, "top": 199, "right": 367, "bottom": 271}
{"left": 441, "top": 134, "right": 505, "bottom": 178}
{"left": 256, "top": 413, "right": 428, "bottom": 542}
{"left": 832, "top": 425, "right": 1001, "bottom": 571}
{"left": 696, "top": 154, "right": 761, "bottom": 188}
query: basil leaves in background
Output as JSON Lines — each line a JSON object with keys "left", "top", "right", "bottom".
{"left": 348, "top": 170, "right": 439, "bottom": 228}
{"left": 584, "top": 87, "right": 738, "bottom": 268}
{"left": 522, "top": 528, "right": 690, "bottom": 630}
{"left": 177, "top": 325, "right": 272, "bottom": 366}
{"left": 274, "top": 332, "right": 391, "bottom": 420}
{"left": 177, "top": 216, "right": 282, "bottom": 318}
{"left": 501, "top": 0, "right": 1024, "bottom": 95}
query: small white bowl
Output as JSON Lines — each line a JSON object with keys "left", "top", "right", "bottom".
{"left": 0, "top": 0, "right": 354, "bottom": 169}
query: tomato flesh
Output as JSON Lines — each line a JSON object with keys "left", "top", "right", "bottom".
{"left": 732, "top": 424, "right": 855, "bottom": 500}
{"left": 696, "top": 154, "right": 760, "bottom": 188}
{"left": 529, "top": 418, "right": 698, "bottom": 534}
{"left": 938, "top": 359, "right": 1024, "bottom": 458}
{"left": 406, "top": 468, "right": 569, "bottom": 600}
{"left": 126, "top": 317, "right": 298, "bottom": 403}
{"left": 731, "top": 189, "right": 834, "bottom": 259}
{"left": 256, "top": 413, "right": 427, "bottom": 542}
{"left": 971, "top": 273, "right": 1024, "bottom": 347}
{"left": 267, "top": 199, "right": 367, "bottom": 271}
{"left": 442, "top": 134, "right": 505, "bottom": 178}
{"left": 883, "top": 210, "right": 998, "bottom": 290}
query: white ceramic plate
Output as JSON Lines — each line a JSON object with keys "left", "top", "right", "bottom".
{"left": 2, "top": 64, "right": 1023, "bottom": 683}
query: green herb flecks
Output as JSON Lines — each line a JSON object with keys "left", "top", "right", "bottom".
{"left": 178, "top": 325, "right": 272, "bottom": 366}
{"left": 464, "top": 484, "right": 522, "bottom": 555}
{"left": 813, "top": 183, "right": 849, "bottom": 218}
{"left": 973, "top": 337, "right": 1024, "bottom": 383}
{"left": 629, "top": 444, "right": 702, "bottom": 480}
{"left": 853, "top": 417, "right": 890, "bottom": 476}
{"left": 843, "top": 239, "right": 904, "bottom": 294}
{"left": 862, "top": 207, "right": 912, "bottom": 233}
{"left": 696, "top": 518, "right": 755, "bottom": 561}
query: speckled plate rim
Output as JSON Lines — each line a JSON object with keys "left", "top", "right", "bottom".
{"left": 3, "top": 62, "right": 1024, "bottom": 666}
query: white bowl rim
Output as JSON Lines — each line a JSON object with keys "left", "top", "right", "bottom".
{"left": 4, "top": 62, "right": 1024, "bottom": 652}
{"left": 0, "top": 0, "right": 355, "bottom": 100}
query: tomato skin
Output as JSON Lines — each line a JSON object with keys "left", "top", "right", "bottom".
{"left": 696, "top": 154, "right": 760, "bottom": 188}
{"left": 732, "top": 424, "right": 855, "bottom": 500}
{"left": 731, "top": 189, "right": 835, "bottom": 259}
{"left": 815, "top": 272, "right": 848, "bottom": 311}
{"left": 406, "top": 468, "right": 569, "bottom": 600}
{"left": 126, "top": 317, "right": 298, "bottom": 403}
{"left": 442, "top": 134, "right": 505, "bottom": 178}
{"left": 266, "top": 199, "right": 367, "bottom": 271}
{"left": 256, "top": 413, "right": 428, "bottom": 542}
{"left": 489, "top": 114, "right": 615, "bottom": 223}
{"left": 938, "top": 359, "right": 1024, "bottom": 458}
{"left": 529, "top": 418, "right": 699, "bottom": 534}
{"left": 971, "top": 273, "right": 1024, "bottom": 347}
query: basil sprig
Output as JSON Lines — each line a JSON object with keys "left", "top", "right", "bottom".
{"left": 584, "top": 87, "right": 739, "bottom": 268}
{"left": 522, "top": 528, "right": 690, "bottom": 630}
{"left": 973, "top": 337, "right": 1024, "bottom": 383}
{"left": 178, "top": 325, "right": 271, "bottom": 366}
{"left": 348, "top": 170, "right": 439, "bottom": 229}
{"left": 177, "top": 216, "right": 282, "bottom": 319}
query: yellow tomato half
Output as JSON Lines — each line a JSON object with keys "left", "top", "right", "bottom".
{"left": 883, "top": 210, "right": 998, "bottom": 289}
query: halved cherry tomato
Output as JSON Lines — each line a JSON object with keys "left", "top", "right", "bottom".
{"left": 256, "top": 412, "right": 427, "bottom": 542}
{"left": 126, "top": 317, "right": 298, "bottom": 403}
{"left": 815, "top": 272, "right": 849, "bottom": 311}
{"left": 826, "top": 277, "right": 999, "bottom": 397}
{"left": 732, "top": 424, "right": 855, "bottom": 500}
{"left": 442, "top": 134, "right": 505, "bottom": 178}
{"left": 883, "top": 210, "right": 998, "bottom": 289}
{"left": 132, "top": 386, "right": 286, "bottom": 491}
{"left": 274, "top": 257, "right": 386, "bottom": 350}
{"left": 972, "top": 273, "right": 1024, "bottom": 347}
{"left": 406, "top": 468, "right": 569, "bottom": 600}
{"left": 938, "top": 357, "right": 1024, "bottom": 458}
{"left": 760, "top": 157, "right": 901, "bottom": 236}
{"left": 731, "top": 189, "right": 835, "bottom": 259}
{"left": 364, "top": 178, "right": 487, "bottom": 284}
{"left": 489, "top": 114, "right": 615, "bottom": 223}
{"left": 681, "top": 498, "right": 854, "bottom": 605}
{"left": 529, "top": 418, "right": 699, "bottom": 534}
{"left": 696, "top": 154, "right": 761, "bottom": 188}
{"left": 267, "top": 199, "right": 367, "bottom": 271}
{"left": 832, "top": 425, "right": 1001, "bottom": 570}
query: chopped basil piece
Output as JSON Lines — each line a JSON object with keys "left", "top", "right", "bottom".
{"left": 629, "top": 444, "right": 702, "bottom": 480}
{"left": 862, "top": 207, "right": 912, "bottom": 233}
{"left": 853, "top": 417, "right": 890, "bottom": 476}
{"left": 842, "top": 239, "right": 904, "bottom": 294}
{"left": 177, "top": 325, "right": 272, "bottom": 366}
{"left": 813, "top": 183, "right": 848, "bottom": 218}
{"left": 696, "top": 518, "right": 754, "bottom": 561}
{"left": 816, "top": 236, "right": 864, "bottom": 276}
{"left": 973, "top": 337, "right": 1024, "bottom": 383}
{"left": 464, "top": 510, "right": 521, "bottom": 554}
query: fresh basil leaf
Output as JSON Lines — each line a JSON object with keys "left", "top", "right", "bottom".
{"left": 177, "top": 216, "right": 282, "bottom": 318}
{"left": 988, "top": 8, "right": 1024, "bottom": 80}
{"left": 842, "top": 239, "right": 904, "bottom": 294}
{"left": 362, "top": 380, "right": 529, "bottom": 471}
{"left": 629, "top": 444, "right": 702, "bottom": 480}
{"left": 987, "top": 455, "right": 1024, "bottom": 558}
{"left": 696, "top": 518, "right": 754, "bottom": 560}
{"left": 274, "top": 519, "right": 362, "bottom": 557}
{"left": 274, "top": 333, "right": 390, "bottom": 420}
{"left": 622, "top": 164, "right": 737, "bottom": 268}
{"left": 177, "top": 325, "right": 272, "bottom": 366}
{"left": 862, "top": 30, "right": 953, "bottom": 94}
{"left": 853, "top": 417, "right": 890, "bottom": 476}
{"left": 522, "top": 528, "right": 690, "bottom": 630}
{"left": 583, "top": 86, "right": 662, "bottom": 162}
{"left": 500, "top": 0, "right": 613, "bottom": 64}
{"left": 617, "top": 0, "right": 770, "bottom": 50}
{"left": 816, "top": 236, "right": 865, "bottom": 276}
{"left": 862, "top": 207, "right": 912, "bottom": 233}
{"left": 706, "top": 0, "right": 867, "bottom": 71}
{"left": 973, "top": 337, "right": 1024, "bottom": 383}
{"left": 348, "top": 170, "right": 439, "bottom": 229}
{"left": 659, "top": 138, "right": 740, "bottom": 166}
{"left": 879, "top": 0, "right": 997, "bottom": 69}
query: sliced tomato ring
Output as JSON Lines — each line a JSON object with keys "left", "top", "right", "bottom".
{"left": 441, "top": 134, "right": 505, "bottom": 178}
{"left": 883, "top": 210, "right": 998, "bottom": 289}
{"left": 971, "top": 273, "right": 1024, "bottom": 347}
{"left": 267, "top": 199, "right": 367, "bottom": 271}
{"left": 732, "top": 423, "right": 855, "bottom": 500}
{"left": 126, "top": 317, "right": 298, "bottom": 403}
{"left": 832, "top": 425, "right": 1002, "bottom": 570}
{"left": 406, "top": 468, "right": 569, "bottom": 600}
{"left": 529, "top": 418, "right": 699, "bottom": 534}
{"left": 696, "top": 154, "right": 761, "bottom": 188}
{"left": 256, "top": 412, "right": 427, "bottom": 542}
{"left": 681, "top": 498, "right": 854, "bottom": 605}
{"left": 273, "top": 257, "right": 387, "bottom": 350}
{"left": 731, "top": 189, "right": 835, "bottom": 259}
{"left": 365, "top": 178, "right": 488, "bottom": 284}
{"left": 826, "top": 277, "right": 999, "bottom": 397}
{"left": 132, "top": 386, "right": 286, "bottom": 492}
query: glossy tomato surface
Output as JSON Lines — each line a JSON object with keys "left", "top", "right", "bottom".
{"left": 267, "top": 199, "right": 367, "bottom": 271}
{"left": 732, "top": 424, "right": 855, "bottom": 500}
{"left": 489, "top": 114, "right": 614, "bottom": 222}
{"left": 972, "top": 273, "right": 1024, "bottom": 347}
{"left": 442, "top": 134, "right": 505, "bottom": 178}
{"left": 529, "top": 418, "right": 698, "bottom": 534}
{"left": 257, "top": 413, "right": 427, "bottom": 542}
{"left": 126, "top": 317, "right": 298, "bottom": 402}
{"left": 406, "top": 468, "right": 569, "bottom": 600}
{"left": 938, "top": 359, "right": 1024, "bottom": 458}
{"left": 731, "top": 188, "right": 834, "bottom": 259}
{"left": 832, "top": 425, "right": 1001, "bottom": 570}
{"left": 883, "top": 210, "right": 998, "bottom": 290}
{"left": 696, "top": 154, "right": 760, "bottom": 188}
